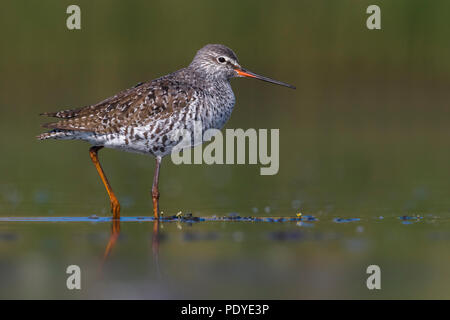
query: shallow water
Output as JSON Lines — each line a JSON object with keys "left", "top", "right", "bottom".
{"left": 1, "top": 0, "right": 450, "bottom": 299}
{"left": 1, "top": 212, "right": 449, "bottom": 299}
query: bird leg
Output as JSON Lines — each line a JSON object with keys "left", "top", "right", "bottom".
{"left": 89, "top": 146, "right": 121, "bottom": 220}
{"left": 152, "top": 156, "right": 162, "bottom": 219}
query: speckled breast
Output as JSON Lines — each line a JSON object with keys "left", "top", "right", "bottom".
{"left": 104, "top": 80, "right": 236, "bottom": 157}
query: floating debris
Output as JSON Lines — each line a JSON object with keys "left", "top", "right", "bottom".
{"left": 333, "top": 218, "right": 361, "bottom": 223}
{"left": 301, "top": 215, "right": 317, "bottom": 222}
{"left": 165, "top": 212, "right": 203, "bottom": 222}
{"left": 227, "top": 212, "right": 240, "bottom": 219}
{"left": 0, "top": 214, "right": 315, "bottom": 224}
{"left": 399, "top": 215, "right": 423, "bottom": 224}
{"left": 399, "top": 215, "right": 423, "bottom": 220}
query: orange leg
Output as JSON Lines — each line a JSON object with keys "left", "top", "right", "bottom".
{"left": 152, "top": 156, "right": 162, "bottom": 219}
{"left": 89, "top": 146, "right": 121, "bottom": 220}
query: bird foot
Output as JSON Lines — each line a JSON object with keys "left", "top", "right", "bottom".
{"left": 110, "top": 200, "right": 121, "bottom": 220}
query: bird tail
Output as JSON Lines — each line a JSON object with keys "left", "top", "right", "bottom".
{"left": 36, "top": 129, "right": 72, "bottom": 140}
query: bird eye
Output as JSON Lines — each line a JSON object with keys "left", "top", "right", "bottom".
{"left": 217, "top": 57, "right": 226, "bottom": 63}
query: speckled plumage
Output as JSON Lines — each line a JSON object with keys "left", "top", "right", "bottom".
{"left": 38, "top": 44, "right": 238, "bottom": 157}
{"left": 37, "top": 44, "right": 294, "bottom": 219}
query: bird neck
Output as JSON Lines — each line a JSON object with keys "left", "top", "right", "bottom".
{"left": 185, "top": 64, "right": 231, "bottom": 84}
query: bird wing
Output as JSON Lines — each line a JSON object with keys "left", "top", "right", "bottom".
{"left": 41, "top": 78, "right": 198, "bottom": 134}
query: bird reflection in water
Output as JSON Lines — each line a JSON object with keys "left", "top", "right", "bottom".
{"left": 100, "top": 219, "right": 161, "bottom": 276}
{"left": 152, "top": 220, "right": 161, "bottom": 277}
{"left": 102, "top": 219, "right": 121, "bottom": 262}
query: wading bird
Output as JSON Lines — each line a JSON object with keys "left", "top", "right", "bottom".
{"left": 38, "top": 44, "right": 295, "bottom": 219}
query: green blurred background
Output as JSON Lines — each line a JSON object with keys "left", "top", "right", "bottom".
{"left": 0, "top": 0, "right": 450, "bottom": 299}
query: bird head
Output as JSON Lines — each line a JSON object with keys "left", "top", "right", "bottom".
{"left": 189, "top": 44, "right": 295, "bottom": 89}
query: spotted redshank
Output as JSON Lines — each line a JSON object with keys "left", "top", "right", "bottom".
{"left": 38, "top": 44, "right": 295, "bottom": 219}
